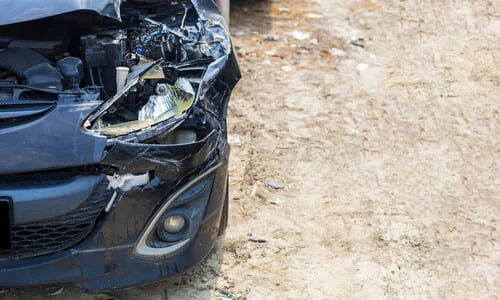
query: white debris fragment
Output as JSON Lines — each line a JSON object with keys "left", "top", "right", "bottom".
{"left": 310, "top": 38, "right": 318, "bottom": 45}
{"left": 281, "top": 66, "right": 294, "bottom": 72}
{"left": 265, "top": 49, "right": 278, "bottom": 56}
{"left": 269, "top": 197, "right": 282, "bottom": 205}
{"left": 107, "top": 173, "right": 150, "bottom": 192}
{"left": 290, "top": 30, "right": 310, "bottom": 41}
{"left": 306, "top": 13, "right": 324, "bottom": 19}
{"left": 50, "top": 288, "right": 64, "bottom": 296}
{"left": 357, "top": 63, "right": 369, "bottom": 71}
{"left": 250, "top": 184, "right": 258, "bottom": 198}
{"left": 279, "top": 7, "right": 289, "bottom": 13}
{"left": 330, "top": 48, "right": 347, "bottom": 57}
{"left": 228, "top": 134, "right": 242, "bottom": 145}
{"left": 234, "top": 30, "right": 246, "bottom": 37}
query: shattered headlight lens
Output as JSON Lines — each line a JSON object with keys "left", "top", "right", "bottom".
{"left": 84, "top": 62, "right": 195, "bottom": 137}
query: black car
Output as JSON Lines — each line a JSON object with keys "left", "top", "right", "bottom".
{"left": 0, "top": 0, "right": 240, "bottom": 290}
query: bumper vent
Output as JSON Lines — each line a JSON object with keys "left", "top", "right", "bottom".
{"left": 0, "top": 181, "right": 112, "bottom": 260}
{"left": 0, "top": 102, "right": 55, "bottom": 129}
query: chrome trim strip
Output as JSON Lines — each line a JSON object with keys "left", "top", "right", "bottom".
{"left": 134, "top": 162, "right": 222, "bottom": 258}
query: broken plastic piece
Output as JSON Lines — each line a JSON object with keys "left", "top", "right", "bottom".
{"left": 107, "top": 173, "right": 150, "bottom": 192}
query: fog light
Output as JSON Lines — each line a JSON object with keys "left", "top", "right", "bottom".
{"left": 163, "top": 215, "right": 186, "bottom": 234}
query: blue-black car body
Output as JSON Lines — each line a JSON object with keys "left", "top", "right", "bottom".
{"left": 0, "top": 0, "right": 239, "bottom": 290}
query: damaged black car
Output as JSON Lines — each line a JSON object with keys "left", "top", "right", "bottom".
{"left": 0, "top": 0, "right": 240, "bottom": 290}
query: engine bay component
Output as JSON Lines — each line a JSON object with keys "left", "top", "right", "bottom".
{"left": 0, "top": 0, "right": 232, "bottom": 107}
{"left": 116, "top": 67, "right": 130, "bottom": 92}
{"left": 57, "top": 57, "right": 84, "bottom": 90}
{"left": 0, "top": 48, "right": 63, "bottom": 90}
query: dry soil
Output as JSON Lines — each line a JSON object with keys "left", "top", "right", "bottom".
{"left": 2, "top": 0, "right": 499, "bottom": 299}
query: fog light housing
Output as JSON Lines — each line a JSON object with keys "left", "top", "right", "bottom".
{"left": 163, "top": 215, "right": 186, "bottom": 234}
{"left": 156, "top": 211, "right": 191, "bottom": 242}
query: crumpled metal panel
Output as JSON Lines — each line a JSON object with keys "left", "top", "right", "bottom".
{"left": 102, "top": 129, "right": 220, "bottom": 180}
{"left": 0, "top": 0, "right": 123, "bottom": 26}
{"left": 0, "top": 0, "right": 226, "bottom": 26}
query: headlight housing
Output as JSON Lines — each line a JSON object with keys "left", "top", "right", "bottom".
{"left": 84, "top": 61, "right": 195, "bottom": 137}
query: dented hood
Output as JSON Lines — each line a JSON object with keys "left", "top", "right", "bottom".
{"left": 0, "top": 0, "right": 224, "bottom": 27}
{"left": 0, "top": 0, "right": 125, "bottom": 26}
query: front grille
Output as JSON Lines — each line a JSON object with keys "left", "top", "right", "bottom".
{"left": 0, "top": 181, "right": 112, "bottom": 260}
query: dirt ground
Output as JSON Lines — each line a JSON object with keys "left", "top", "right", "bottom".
{"left": 2, "top": 0, "right": 499, "bottom": 299}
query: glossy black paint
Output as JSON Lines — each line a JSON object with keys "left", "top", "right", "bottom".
{"left": 0, "top": 102, "right": 107, "bottom": 175}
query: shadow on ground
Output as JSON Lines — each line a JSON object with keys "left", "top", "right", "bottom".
{"left": 231, "top": 0, "right": 273, "bottom": 33}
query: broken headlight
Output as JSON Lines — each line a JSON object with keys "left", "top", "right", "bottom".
{"left": 84, "top": 62, "right": 195, "bottom": 137}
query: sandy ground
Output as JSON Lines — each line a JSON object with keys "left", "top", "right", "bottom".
{"left": 2, "top": 0, "right": 499, "bottom": 299}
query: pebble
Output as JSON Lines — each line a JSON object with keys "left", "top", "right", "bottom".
{"left": 269, "top": 197, "right": 282, "bottom": 205}
{"left": 228, "top": 135, "right": 241, "bottom": 145}
{"left": 249, "top": 237, "right": 267, "bottom": 243}
{"left": 267, "top": 180, "right": 285, "bottom": 189}
{"left": 291, "top": 30, "right": 310, "bottom": 41}
{"left": 306, "top": 13, "right": 324, "bottom": 19}
{"left": 234, "top": 30, "right": 246, "bottom": 37}
{"left": 330, "top": 48, "right": 347, "bottom": 57}
{"left": 264, "top": 34, "right": 279, "bottom": 41}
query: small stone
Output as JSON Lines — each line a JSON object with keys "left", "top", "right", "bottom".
{"left": 267, "top": 180, "right": 285, "bottom": 189}
{"left": 281, "top": 66, "right": 294, "bottom": 72}
{"left": 227, "top": 135, "right": 241, "bottom": 145}
{"left": 306, "top": 13, "right": 324, "bottom": 19}
{"left": 350, "top": 38, "right": 365, "bottom": 48}
{"left": 269, "top": 197, "right": 282, "bottom": 205}
{"left": 237, "top": 48, "right": 246, "bottom": 56}
{"left": 291, "top": 30, "right": 310, "bottom": 41}
{"left": 279, "top": 7, "right": 289, "bottom": 13}
{"left": 357, "top": 63, "right": 369, "bottom": 71}
{"left": 249, "top": 237, "right": 267, "bottom": 243}
{"left": 265, "top": 49, "right": 278, "bottom": 56}
{"left": 234, "top": 30, "right": 246, "bottom": 37}
{"left": 329, "top": 48, "right": 346, "bottom": 57}
{"left": 264, "top": 34, "right": 279, "bottom": 41}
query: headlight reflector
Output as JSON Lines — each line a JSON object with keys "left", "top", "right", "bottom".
{"left": 84, "top": 61, "right": 195, "bottom": 137}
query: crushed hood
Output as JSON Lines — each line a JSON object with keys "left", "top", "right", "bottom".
{"left": 0, "top": 0, "right": 124, "bottom": 25}
{"left": 0, "top": 0, "right": 224, "bottom": 27}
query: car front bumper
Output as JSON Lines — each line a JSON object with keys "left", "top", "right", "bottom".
{"left": 0, "top": 151, "right": 229, "bottom": 290}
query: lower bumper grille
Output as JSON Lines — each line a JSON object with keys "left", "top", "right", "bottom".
{"left": 0, "top": 181, "right": 112, "bottom": 260}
